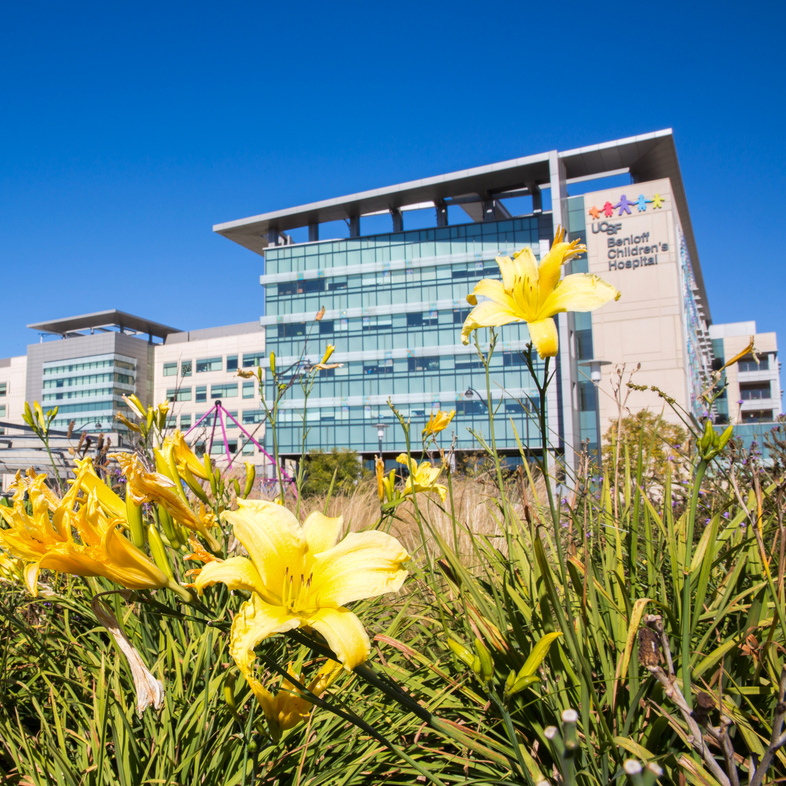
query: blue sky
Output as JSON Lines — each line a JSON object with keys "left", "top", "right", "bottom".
{"left": 1, "top": 1, "right": 784, "bottom": 372}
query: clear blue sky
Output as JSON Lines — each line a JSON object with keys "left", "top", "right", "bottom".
{"left": 1, "top": 1, "right": 784, "bottom": 371}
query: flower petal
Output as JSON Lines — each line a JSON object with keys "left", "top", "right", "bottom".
{"left": 303, "top": 512, "right": 344, "bottom": 554}
{"left": 222, "top": 500, "right": 306, "bottom": 599}
{"left": 495, "top": 255, "right": 517, "bottom": 291}
{"left": 538, "top": 273, "right": 620, "bottom": 318}
{"left": 460, "top": 301, "right": 522, "bottom": 345}
{"left": 511, "top": 247, "right": 539, "bottom": 288}
{"left": 536, "top": 228, "right": 587, "bottom": 305}
{"left": 528, "top": 318, "right": 559, "bottom": 359}
{"left": 229, "top": 594, "right": 300, "bottom": 674}
{"left": 194, "top": 556, "right": 265, "bottom": 596}
{"left": 466, "top": 278, "right": 517, "bottom": 310}
{"left": 306, "top": 607, "right": 371, "bottom": 670}
{"left": 312, "top": 531, "right": 409, "bottom": 608}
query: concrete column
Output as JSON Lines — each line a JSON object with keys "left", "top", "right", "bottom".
{"left": 548, "top": 150, "right": 579, "bottom": 477}
{"left": 308, "top": 221, "right": 319, "bottom": 242}
{"left": 349, "top": 215, "right": 360, "bottom": 238}
{"left": 435, "top": 200, "right": 448, "bottom": 227}
{"left": 481, "top": 198, "right": 495, "bottom": 221}
{"left": 529, "top": 183, "right": 542, "bottom": 213}
{"left": 390, "top": 208, "right": 403, "bottom": 233}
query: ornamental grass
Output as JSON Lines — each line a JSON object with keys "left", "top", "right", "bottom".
{"left": 0, "top": 230, "right": 785, "bottom": 785}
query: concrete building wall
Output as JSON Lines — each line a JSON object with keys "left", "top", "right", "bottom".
{"left": 0, "top": 355, "right": 29, "bottom": 424}
{"left": 25, "top": 333, "right": 154, "bottom": 407}
{"left": 154, "top": 324, "right": 266, "bottom": 464}
{"left": 710, "top": 322, "right": 781, "bottom": 424}
{"left": 583, "top": 178, "right": 707, "bottom": 431}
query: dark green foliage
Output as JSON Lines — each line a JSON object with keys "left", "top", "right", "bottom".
{"left": 300, "top": 448, "right": 367, "bottom": 497}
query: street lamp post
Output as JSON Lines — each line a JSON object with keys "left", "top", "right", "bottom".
{"left": 577, "top": 358, "right": 610, "bottom": 461}
{"left": 373, "top": 423, "right": 389, "bottom": 458}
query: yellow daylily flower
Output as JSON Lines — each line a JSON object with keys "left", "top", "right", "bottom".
{"left": 253, "top": 659, "right": 343, "bottom": 739}
{"left": 375, "top": 456, "right": 385, "bottom": 502}
{"left": 195, "top": 501, "right": 408, "bottom": 677}
{"left": 163, "top": 430, "right": 209, "bottom": 480}
{"left": 423, "top": 409, "right": 456, "bottom": 437}
{"left": 114, "top": 453, "right": 220, "bottom": 552}
{"left": 0, "top": 550, "right": 23, "bottom": 584}
{"left": 0, "top": 470, "right": 169, "bottom": 597}
{"left": 72, "top": 457, "right": 126, "bottom": 520}
{"left": 461, "top": 227, "right": 620, "bottom": 358}
{"left": 396, "top": 454, "right": 447, "bottom": 503}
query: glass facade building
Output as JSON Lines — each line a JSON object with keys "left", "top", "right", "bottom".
{"left": 215, "top": 130, "right": 718, "bottom": 469}
{"left": 262, "top": 215, "right": 559, "bottom": 459}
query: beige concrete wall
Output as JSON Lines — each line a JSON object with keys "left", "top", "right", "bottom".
{"left": 153, "top": 326, "right": 267, "bottom": 466}
{"left": 583, "top": 178, "right": 689, "bottom": 430}
{"left": 0, "top": 355, "right": 29, "bottom": 424}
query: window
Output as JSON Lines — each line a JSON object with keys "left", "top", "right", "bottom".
{"left": 453, "top": 309, "right": 470, "bottom": 324}
{"left": 166, "top": 388, "right": 192, "bottom": 402}
{"left": 279, "top": 322, "right": 306, "bottom": 338}
{"left": 740, "top": 383, "right": 771, "bottom": 400}
{"left": 211, "top": 383, "right": 238, "bottom": 399}
{"left": 225, "top": 411, "right": 239, "bottom": 428}
{"left": 242, "top": 381, "right": 255, "bottom": 399}
{"left": 578, "top": 382, "right": 596, "bottom": 411}
{"left": 196, "top": 357, "right": 223, "bottom": 373}
{"left": 742, "top": 410, "right": 773, "bottom": 423}
{"left": 195, "top": 386, "right": 207, "bottom": 403}
{"left": 408, "top": 356, "right": 439, "bottom": 372}
{"left": 738, "top": 355, "right": 769, "bottom": 373}
{"left": 575, "top": 329, "right": 593, "bottom": 361}
{"left": 503, "top": 352, "right": 527, "bottom": 367}
{"left": 243, "top": 352, "right": 266, "bottom": 368}
{"left": 227, "top": 355, "right": 238, "bottom": 372}
{"left": 364, "top": 361, "right": 393, "bottom": 375}
{"left": 279, "top": 278, "right": 326, "bottom": 295}
{"left": 0, "top": 383, "right": 6, "bottom": 396}
{"left": 181, "top": 360, "right": 192, "bottom": 377}
{"left": 163, "top": 363, "right": 177, "bottom": 377}
{"left": 242, "top": 410, "right": 265, "bottom": 425}
{"left": 180, "top": 414, "right": 192, "bottom": 430}
{"left": 0, "top": 405, "right": 6, "bottom": 417}
{"left": 242, "top": 442, "right": 255, "bottom": 456}
{"left": 319, "top": 320, "right": 334, "bottom": 334}
{"left": 166, "top": 415, "right": 177, "bottom": 429}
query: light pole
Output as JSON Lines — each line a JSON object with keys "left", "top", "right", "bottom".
{"left": 577, "top": 358, "right": 610, "bottom": 461}
{"left": 374, "top": 423, "right": 389, "bottom": 457}
{"left": 464, "top": 387, "right": 488, "bottom": 409}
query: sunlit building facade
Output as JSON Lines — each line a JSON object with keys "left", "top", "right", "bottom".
{"left": 215, "top": 130, "right": 722, "bottom": 467}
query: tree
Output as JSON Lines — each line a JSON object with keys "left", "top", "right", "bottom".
{"left": 300, "top": 448, "right": 367, "bottom": 498}
{"left": 602, "top": 410, "right": 689, "bottom": 488}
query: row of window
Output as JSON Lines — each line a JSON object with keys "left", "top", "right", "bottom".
{"left": 42, "top": 386, "right": 120, "bottom": 402}
{"left": 162, "top": 353, "right": 266, "bottom": 378}
{"left": 43, "top": 372, "right": 134, "bottom": 389}
{"left": 43, "top": 358, "right": 135, "bottom": 376}
{"left": 0, "top": 383, "right": 6, "bottom": 397}
{"left": 165, "top": 381, "right": 256, "bottom": 402}
{"left": 740, "top": 382, "right": 772, "bottom": 400}
{"left": 738, "top": 356, "right": 771, "bottom": 373}
{"left": 264, "top": 218, "right": 545, "bottom": 276}
{"left": 164, "top": 410, "right": 266, "bottom": 429}
{"left": 273, "top": 262, "right": 503, "bottom": 298}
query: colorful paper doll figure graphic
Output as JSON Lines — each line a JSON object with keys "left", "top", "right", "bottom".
{"left": 602, "top": 201, "right": 614, "bottom": 217}
{"left": 651, "top": 193, "right": 664, "bottom": 209}
{"left": 614, "top": 195, "right": 633, "bottom": 216}
{"left": 588, "top": 205, "right": 601, "bottom": 220}
{"left": 636, "top": 194, "right": 649, "bottom": 212}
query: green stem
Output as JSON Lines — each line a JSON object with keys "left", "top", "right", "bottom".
{"left": 481, "top": 333, "right": 514, "bottom": 562}
{"left": 681, "top": 458, "right": 707, "bottom": 711}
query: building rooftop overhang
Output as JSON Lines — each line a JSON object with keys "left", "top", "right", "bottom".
{"left": 27, "top": 310, "right": 182, "bottom": 339}
{"left": 214, "top": 129, "right": 708, "bottom": 321}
